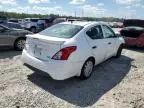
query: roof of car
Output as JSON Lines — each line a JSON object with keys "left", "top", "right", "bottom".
{"left": 61, "top": 21, "right": 106, "bottom": 27}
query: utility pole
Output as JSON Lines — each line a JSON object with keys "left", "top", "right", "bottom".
{"left": 75, "top": 11, "right": 76, "bottom": 18}
{"left": 82, "top": 8, "right": 84, "bottom": 18}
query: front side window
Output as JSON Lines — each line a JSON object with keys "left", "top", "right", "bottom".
{"left": 86, "top": 25, "right": 103, "bottom": 39}
{"left": 102, "top": 25, "right": 116, "bottom": 38}
{"left": 39, "top": 24, "right": 83, "bottom": 38}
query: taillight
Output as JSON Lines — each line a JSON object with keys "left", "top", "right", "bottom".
{"left": 52, "top": 46, "right": 77, "bottom": 60}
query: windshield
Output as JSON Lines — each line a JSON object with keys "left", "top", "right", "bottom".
{"left": 39, "top": 24, "right": 83, "bottom": 38}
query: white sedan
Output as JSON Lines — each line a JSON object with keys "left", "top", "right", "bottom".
{"left": 22, "top": 21, "right": 125, "bottom": 80}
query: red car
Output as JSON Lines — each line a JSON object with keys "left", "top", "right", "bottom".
{"left": 120, "top": 26, "right": 144, "bottom": 47}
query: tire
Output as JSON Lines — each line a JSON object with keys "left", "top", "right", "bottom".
{"left": 14, "top": 38, "right": 26, "bottom": 51}
{"left": 115, "top": 45, "right": 123, "bottom": 58}
{"left": 30, "top": 27, "right": 36, "bottom": 33}
{"left": 80, "top": 59, "right": 94, "bottom": 80}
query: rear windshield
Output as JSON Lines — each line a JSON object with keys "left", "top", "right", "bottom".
{"left": 39, "top": 24, "right": 83, "bottom": 38}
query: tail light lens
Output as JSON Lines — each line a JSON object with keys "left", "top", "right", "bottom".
{"left": 52, "top": 46, "right": 77, "bottom": 60}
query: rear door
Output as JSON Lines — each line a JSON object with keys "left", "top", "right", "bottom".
{"left": 102, "top": 25, "right": 117, "bottom": 59}
{"left": 85, "top": 25, "right": 108, "bottom": 65}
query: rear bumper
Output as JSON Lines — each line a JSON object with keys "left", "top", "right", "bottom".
{"left": 22, "top": 50, "right": 82, "bottom": 80}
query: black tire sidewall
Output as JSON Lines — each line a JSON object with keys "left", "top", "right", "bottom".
{"left": 80, "top": 59, "right": 94, "bottom": 80}
{"left": 116, "top": 45, "right": 123, "bottom": 58}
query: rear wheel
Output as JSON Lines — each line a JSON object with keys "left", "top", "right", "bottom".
{"left": 80, "top": 59, "right": 94, "bottom": 80}
{"left": 14, "top": 38, "right": 26, "bottom": 51}
{"left": 115, "top": 45, "right": 123, "bottom": 58}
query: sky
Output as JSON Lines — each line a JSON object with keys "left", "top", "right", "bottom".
{"left": 0, "top": 0, "right": 144, "bottom": 19}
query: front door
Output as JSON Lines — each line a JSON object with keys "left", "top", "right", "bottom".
{"left": 102, "top": 25, "right": 117, "bottom": 59}
{"left": 0, "top": 26, "right": 10, "bottom": 46}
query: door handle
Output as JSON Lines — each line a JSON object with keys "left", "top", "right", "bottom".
{"left": 92, "top": 46, "right": 97, "bottom": 49}
{"left": 108, "top": 42, "right": 111, "bottom": 45}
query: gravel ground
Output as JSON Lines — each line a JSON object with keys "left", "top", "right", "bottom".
{"left": 0, "top": 48, "right": 144, "bottom": 108}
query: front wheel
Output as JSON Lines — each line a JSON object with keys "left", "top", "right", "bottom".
{"left": 115, "top": 45, "right": 123, "bottom": 58}
{"left": 80, "top": 59, "right": 94, "bottom": 80}
{"left": 14, "top": 38, "right": 26, "bottom": 51}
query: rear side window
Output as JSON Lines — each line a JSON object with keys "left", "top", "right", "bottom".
{"left": 39, "top": 24, "right": 83, "bottom": 38}
{"left": 86, "top": 25, "right": 103, "bottom": 39}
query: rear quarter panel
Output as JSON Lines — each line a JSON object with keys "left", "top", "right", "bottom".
{"left": 61, "top": 30, "right": 92, "bottom": 63}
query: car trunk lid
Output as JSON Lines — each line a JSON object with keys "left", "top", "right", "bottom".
{"left": 26, "top": 34, "right": 67, "bottom": 61}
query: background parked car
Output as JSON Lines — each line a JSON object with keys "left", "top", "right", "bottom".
{"left": 8, "top": 18, "right": 19, "bottom": 23}
{"left": 0, "top": 24, "right": 32, "bottom": 50}
{"left": 120, "top": 26, "right": 144, "bottom": 47}
{"left": 37, "top": 19, "right": 46, "bottom": 32}
{"left": 123, "top": 19, "right": 144, "bottom": 27}
{"left": 42, "top": 17, "right": 56, "bottom": 28}
{"left": 0, "top": 18, "right": 7, "bottom": 23}
{"left": 1, "top": 22, "right": 23, "bottom": 29}
{"left": 67, "top": 19, "right": 83, "bottom": 22}
{"left": 52, "top": 18, "right": 67, "bottom": 25}
{"left": 21, "top": 18, "right": 40, "bottom": 33}
{"left": 21, "top": 18, "right": 54, "bottom": 33}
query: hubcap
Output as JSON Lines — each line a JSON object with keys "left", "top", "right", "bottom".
{"left": 84, "top": 61, "right": 93, "bottom": 77}
{"left": 17, "top": 40, "right": 25, "bottom": 50}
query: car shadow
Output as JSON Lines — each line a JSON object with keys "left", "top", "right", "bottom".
{"left": 0, "top": 47, "right": 21, "bottom": 59}
{"left": 124, "top": 46, "right": 144, "bottom": 53}
{"left": 27, "top": 55, "right": 133, "bottom": 107}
